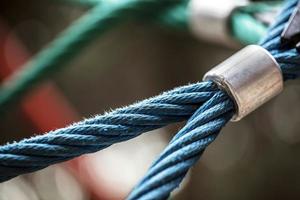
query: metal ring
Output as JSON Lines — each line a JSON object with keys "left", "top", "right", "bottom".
{"left": 203, "top": 45, "right": 283, "bottom": 121}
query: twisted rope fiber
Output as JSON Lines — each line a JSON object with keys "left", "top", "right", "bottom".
{"left": 0, "top": 1, "right": 299, "bottom": 199}
{"left": 0, "top": 0, "right": 261, "bottom": 183}
{"left": 0, "top": 81, "right": 221, "bottom": 181}
{"left": 127, "top": 1, "right": 300, "bottom": 199}
{"left": 0, "top": 0, "right": 180, "bottom": 110}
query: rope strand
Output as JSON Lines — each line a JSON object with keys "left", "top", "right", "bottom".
{"left": 0, "top": 81, "right": 219, "bottom": 182}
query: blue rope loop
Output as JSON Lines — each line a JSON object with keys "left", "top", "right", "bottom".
{"left": 127, "top": 1, "right": 300, "bottom": 199}
{"left": 127, "top": 92, "right": 234, "bottom": 200}
{"left": 0, "top": 81, "right": 223, "bottom": 182}
{"left": 0, "top": 1, "right": 299, "bottom": 200}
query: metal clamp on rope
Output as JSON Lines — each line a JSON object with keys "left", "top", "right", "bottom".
{"left": 188, "top": 0, "right": 249, "bottom": 47}
{"left": 203, "top": 45, "right": 283, "bottom": 121}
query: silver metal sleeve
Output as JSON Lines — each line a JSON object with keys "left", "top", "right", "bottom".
{"left": 188, "top": 0, "right": 248, "bottom": 47}
{"left": 203, "top": 45, "right": 283, "bottom": 121}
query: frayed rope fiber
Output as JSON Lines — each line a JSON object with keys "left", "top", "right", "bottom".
{"left": 0, "top": 81, "right": 225, "bottom": 181}
{"left": 0, "top": 1, "right": 300, "bottom": 200}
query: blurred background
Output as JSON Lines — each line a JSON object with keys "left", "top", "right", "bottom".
{"left": 1, "top": 0, "right": 300, "bottom": 199}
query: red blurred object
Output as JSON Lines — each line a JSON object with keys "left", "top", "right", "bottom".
{"left": 0, "top": 18, "right": 115, "bottom": 200}
{"left": 0, "top": 19, "right": 79, "bottom": 132}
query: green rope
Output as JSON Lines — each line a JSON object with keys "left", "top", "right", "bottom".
{"left": 0, "top": 0, "right": 180, "bottom": 111}
{"left": 231, "top": 11, "right": 267, "bottom": 45}
{"left": 155, "top": 1, "right": 189, "bottom": 30}
{"left": 54, "top": 0, "right": 190, "bottom": 30}
{"left": 0, "top": 0, "right": 280, "bottom": 112}
{"left": 231, "top": 2, "right": 281, "bottom": 45}
{"left": 56, "top": 0, "right": 278, "bottom": 39}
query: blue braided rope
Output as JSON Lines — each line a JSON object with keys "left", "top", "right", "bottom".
{"left": 0, "top": 3, "right": 299, "bottom": 200}
{"left": 0, "top": 81, "right": 219, "bottom": 181}
{"left": 260, "top": 0, "right": 300, "bottom": 80}
{"left": 127, "top": 92, "right": 234, "bottom": 200}
{"left": 127, "top": 1, "right": 300, "bottom": 199}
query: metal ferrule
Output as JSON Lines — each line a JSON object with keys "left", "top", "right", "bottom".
{"left": 188, "top": 0, "right": 248, "bottom": 47}
{"left": 203, "top": 45, "right": 283, "bottom": 121}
